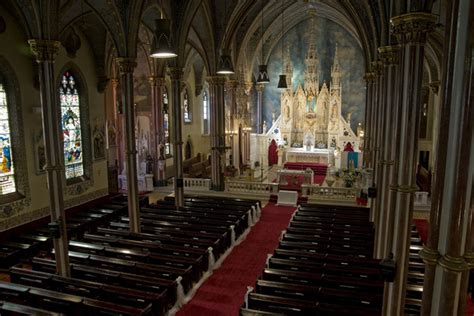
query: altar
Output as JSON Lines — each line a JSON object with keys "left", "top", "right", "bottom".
{"left": 285, "top": 147, "right": 334, "bottom": 164}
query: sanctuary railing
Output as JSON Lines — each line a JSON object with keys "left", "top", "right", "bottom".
{"left": 302, "top": 184, "right": 358, "bottom": 201}
{"left": 225, "top": 180, "right": 278, "bottom": 195}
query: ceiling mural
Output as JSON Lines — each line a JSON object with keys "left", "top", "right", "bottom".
{"left": 261, "top": 17, "right": 366, "bottom": 131}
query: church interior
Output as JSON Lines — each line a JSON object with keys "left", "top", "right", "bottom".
{"left": 0, "top": 0, "right": 472, "bottom": 315}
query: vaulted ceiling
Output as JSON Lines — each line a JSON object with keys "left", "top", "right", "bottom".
{"left": 0, "top": 0, "right": 444, "bottom": 84}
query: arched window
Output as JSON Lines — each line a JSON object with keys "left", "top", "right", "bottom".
{"left": 0, "top": 82, "right": 15, "bottom": 194}
{"left": 202, "top": 91, "right": 209, "bottom": 135}
{"left": 163, "top": 90, "right": 171, "bottom": 156}
{"left": 0, "top": 57, "right": 30, "bottom": 215}
{"left": 59, "top": 71, "right": 84, "bottom": 179}
{"left": 183, "top": 89, "right": 191, "bottom": 123}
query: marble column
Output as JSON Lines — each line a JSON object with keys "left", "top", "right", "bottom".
{"left": 371, "top": 60, "right": 386, "bottom": 252}
{"left": 256, "top": 83, "right": 264, "bottom": 134}
{"left": 208, "top": 76, "right": 227, "bottom": 191}
{"left": 169, "top": 68, "right": 184, "bottom": 207}
{"left": 428, "top": 81, "right": 441, "bottom": 167}
{"left": 29, "top": 39, "right": 70, "bottom": 277}
{"left": 375, "top": 45, "right": 401, "bottom": 259}
{"left": 109, "top": 78, "right": 121, "bottom": 169}
{"left": 363, "top": 72, "right": 375, "bottom": 168}
{"left": 374, "top": 46, "right": 400, "bottom": 258}
{"left": 227, "top": 80, "right": 239, "bottom": 173}
{"left": 382, "top": 12, "right": 436, "bottom": 315}
{"left": 149, "top": 76, "right": 167, "bottom": 186}
{"left": 116, "top": 57, "right": 140, "bottom": 233}
{"left": 419, "top": 1, "right": 473, "bottom": 314}
{"left": 371, "top": 60, "right": 383, "bottom": 184}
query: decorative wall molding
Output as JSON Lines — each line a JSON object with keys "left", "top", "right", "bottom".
{"left": 0, "top": 188, "right": 108, "bottom": 232}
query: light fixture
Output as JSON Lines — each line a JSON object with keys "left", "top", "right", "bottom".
{"left": 150, "top": 6, "right": 177, "bottom": 59}
{"left": 257, "top": 0, "right": 269, "bottom": 83}
{"left": 217, "top": 49, "right": 235, "bottom": 74}
{"left": 217, "top": 0, "right": 235, "bottom": 74}
{"left": 277, "top": 0, "right": 287, "bottom": 89}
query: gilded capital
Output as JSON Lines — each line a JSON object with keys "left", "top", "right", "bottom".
{"left": 115, "top": 57, "right": 137, "bottom": 74}
{"left": 28, "top": 39, "right": 61, "bottom": 63}
{"left": 226, "top": 80, "right": 239, "bottom": 91}
{"left": 110, "top": 78, "right": 119, "bottom": 88}
{"left": 169, "top": 68, "right": 184, "bottom": 80}
{"left": 206, "top": 75, "right": 227, "bottom": 86}
{"left": 363, "top": 72, "right": 376, "bottom": 83}
{"left": 429, "top": 80, "right": 440, "bottom": 94}
{"left": 371, "top": 60, "right": 383, "bottom": 76}
{"left": 390, "top": 12, "right": 437, "bottom": 44}
{"left": 149, "top": 76, "right": 166, "bottom": 87}
{"left": 378, "top": 45, "right": 401, "bottom": 65}
{"left": 255, "top": 83, "right": 265, "bottom": 92}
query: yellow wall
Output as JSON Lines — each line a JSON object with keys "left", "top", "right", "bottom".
{"left": 0, "top": 8, "right": 108, "bottom": 231}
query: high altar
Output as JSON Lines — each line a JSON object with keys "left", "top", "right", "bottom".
{"left": 255, "top": 25, "right": 363, "bottom": 168}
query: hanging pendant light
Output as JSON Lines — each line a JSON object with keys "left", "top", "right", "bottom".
{"left": 217, "top": 0, "right": 235, "bottom": 74}
{"left": 277, "top": 0, "right": 287, "bottom": 88}
{"left": 217, "top": 49, "right": 235, "bottom": 74}
{"left": 150, "top": 6, "right": 177, "bottom": 59}
{"left": 257, "top": 0, "right": 269, "bottom": 83}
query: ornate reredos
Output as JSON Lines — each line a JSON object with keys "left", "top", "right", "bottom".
{"left": 268, "top": 39, "right": 359, "bottom": 151}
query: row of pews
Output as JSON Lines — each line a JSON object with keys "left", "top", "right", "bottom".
{"left": 404, "top": 225, "right": 425, "bottom": 315}
{"left": 241, "top": 203, "right": 384, "bottom": 315}
{"left": 0, "top": 195, "right": 261, "bottom": 315}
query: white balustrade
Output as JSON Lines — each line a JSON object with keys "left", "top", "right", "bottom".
{"left": 225, "top": 180, "right": 274, "bottom": 195}
{"left": 304, "top": 184, "right": 358, "bottom": 200}
{"left": 174, "top": 177, "right": 211, "bottom": 191}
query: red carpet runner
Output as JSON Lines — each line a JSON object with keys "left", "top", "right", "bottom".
{"left": 177, "top": 202, "right": 296, "bottom": 316}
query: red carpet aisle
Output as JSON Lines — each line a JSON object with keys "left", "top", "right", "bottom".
{"left": 176, "top": 202, "right": 296, "bottom": 316}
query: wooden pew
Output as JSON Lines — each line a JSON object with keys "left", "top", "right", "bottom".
{"left": 31, "top": 257, "right": 177, "bottom": 311}
{"left": 0, "top": 280, "right": 151, "bottom": 315}
{"left": 0, "top": 301, "right": 61, "bottom": 315}
{"left": 10, "top": 266, "right": 164, "bottom": 315}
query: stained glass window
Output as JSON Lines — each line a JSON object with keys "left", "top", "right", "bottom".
{"left": 59, "top": 71, "right": 84, "bottom": 179}
{"left": 183, "top": 90, "right": 191, "bottom": 123}
{"left": 0, "top": 83, "right": 15, "bottom": 195}
{"left": 163, "top": 90, "right": 171, "bottom": 156}
{"left": 202, "top": 91, "right": 209, "bottom": 135}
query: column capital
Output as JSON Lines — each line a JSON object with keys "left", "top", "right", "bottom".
{"left": 363, "top": 72, "right": 376, "bottom": 82}
{"left": 371, "top": 60, "right": 383, "bottom": 76}
{"left": 110, "top": 78, "right": 119, "bottom": 88}
{"left": 225, "top": 79, "right": 239, "bottom": 91}
{"left": 429, "top": 80, "right": 441, "bottom": 94}
{"left": 207, "top": 75, "right": 227, "bottom": 85}
{"left": 390, "top": 12, "right": 437, "bottom": 44}
{"left": 115, "top": 57, "right": 137, "bottom": 74}
{"left": 169, "top": 67, "right": 184, "bottom": 80}
{"left": 148, "top": 76, "right": 166, "bottom": 87}
{"left": 28, "top": 39, "right": 61, "bottom": 63}
{"left": 243, "top": 81, "right": 253, "bottom": 94}
{"left": 255, "top": 82, "right": 265, "bottom": 92}
{"left": 378, "top": 45, "right": 401, "bottom": 65}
